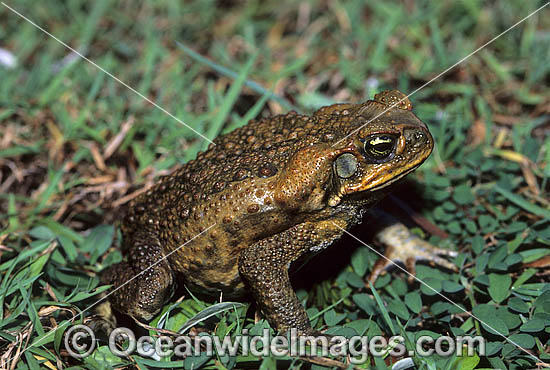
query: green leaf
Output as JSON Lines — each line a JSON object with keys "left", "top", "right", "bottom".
{"left": 259, "top": 357, "right": 277, "bottom": 370}
{"left": 28, "top": 226, "right": 55, "bottom": 240}
{"left": 484, "top": 341, "right": 503, "bottom": 357}
{"left": 495, "top": 307, "right": 521, "bottom": 330}
{"left": 520, "top": 319, "right": 546, "bottom": 333}
{"left": 442, "top": 280, "right": 464, "bottom": 293}
{"left": 80, "top": 225, "right": 115, "bottom": 264}
{"left": 323, "top": 309, "right": 346, "bottom": 326}
{"left": 54, "top": 322, "right": 69, "bottom": 356}
{"left": 24, "top": 351, "right": 41, "bottom": 370}
{"left": 512, "top": 268, "right": 537, "bottom": 288}
{"left": 488, "top": 357, "right": 507, "bottom": 369}
{"left": 508, "top": 333, "right": 535, "bottom": 349}
{"left": 503, "top": 253, "right": 522, "bottom": 267}
{"left": 404, "top": 292, "right": 422, "bottom": 314}
{"left": 519, "top": 248, "right": 550, "bottom": 264}
{"left": 447, "top": 220, "right": 462, "bottom": 234}
{"left": 41, "top": 218, "right": 84, "bottom": 243}
{"left": 488, "top": 273, "right": 512, "bottom": 303}
{"left": 420, "top": 278, "right": 442, "bottom": 296}
{"left": 463, "top": 219, "right": 477, "bottom": 233}
{"left": 472, "top": 305, "right": 509, "bottom": 336}
{"left": 451, "top": 351, "right": 480, "bottom": 370}
{"left": 488, "top": 245, "right": 508, "bottom": 269}
{"left": 343, "top": 319, "right": 372, "bottom": 335}
{"left": 427, "top": 173, "right": 451, "bottom": 187}
{"left": 475, "top": 254, "right": 489, "bottom": 274}
{"left": 453, "top": 184, "right": 475, "bottom": 205}
{"left": 534, "top": 290, "right": 550, "bottom": 314}
{"left": 478, "top": 214, "right": 498, "bottom": 232}
{"left": 28, "top": 253, "right": 50, "bottom": 278}
{"left": 351, "top": 247, "right": 370, "bottom": 277}
{"left": 344, "top": 271, "right": 366, "bottom": 289}
{"left": 58, "top": 235, "right": 78, "bottom": 262}
{"left": 508, "top": 297, "right": 529, "bottom": 313}
{"left": 353, "top": 293, "right": 377, "bottom": 314}
{"left": 388, "top": 298, "right": 409, "bottom": 320}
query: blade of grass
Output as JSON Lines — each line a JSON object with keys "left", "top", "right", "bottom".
{"left": 203, "top": 52, "right": 258, "bottom": 148}
{"left": 19, "top": 285, "right": 45, "bottom": 336}
{"left": 494, "top": 186, "right": 550, "bottom": 219}
{"left": 34, "top": 166, "right": 65, "bottom": 214}
{"left": 542, "top": 139, "right": 550, "bottom": 191}
{"left": 178, "top": 302, "right": 245, "bottom": 334}
{"left": 40, "top": 218, "right": 84, "bottom": 244}
{"left": 368, "top": 281, "right": 396, "bottom": 335}
{"left": 176, "top": 41, "right": 296, "bottom": 111}
{"left": 0, "top": 239, "right": 51, "bottom": 271}
{"left": 7, "top": 193, "right": 18, "bottom": 231}
{"left": 223, "top": 87, "right": 273, "bottom": 133}
{"left": 136, "top": 19, "right": 161, "bottom": 100}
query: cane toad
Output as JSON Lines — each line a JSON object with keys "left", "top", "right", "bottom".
{"left": 102, "top": 90, "right": 442, "bottom": 335}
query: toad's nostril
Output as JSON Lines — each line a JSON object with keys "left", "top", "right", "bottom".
{"left": 404, "top": 129, "right": 425, "bottom": 144}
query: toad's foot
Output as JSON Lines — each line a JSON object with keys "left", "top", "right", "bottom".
{"left": 87, "top": 299, "right": 117, "bottom": 337}
{"left": 368, "top": 222, "right": 458, "bottom": 283}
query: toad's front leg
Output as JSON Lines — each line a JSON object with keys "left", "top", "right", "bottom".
{"left": 101, "top": 231, "right": 175, "bottom": 322}
{"left": 238, "top": 219, "right": 346, "bottom": 336}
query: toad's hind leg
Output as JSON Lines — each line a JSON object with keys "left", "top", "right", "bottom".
{"left": 368, "top": 211, "right": 458, "bottom": 283}
{"left": 100, "top": 232, "right": 175, "bottom": 324}
{"left": 239, "top": 220, "right": 346, "bottom": 336}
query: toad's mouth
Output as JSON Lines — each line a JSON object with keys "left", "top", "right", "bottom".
{"left": 327, "top": 158, "right": 425, "bottom": 207}
{"left": 341, "top": 157, "right": 426, "bottom": 194}
{"left": 365, "top": 163, "right": 421, "bottom": 192}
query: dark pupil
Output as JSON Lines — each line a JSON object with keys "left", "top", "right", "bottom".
{"left": 373, "top": 141, "right": 392, "bottom": 154}
{"left": 367, "top": 136, "right": 394, "bottom": 157}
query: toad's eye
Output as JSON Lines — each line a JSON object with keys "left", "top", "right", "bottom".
{"left": 363, "top": 135, "right": 396, "bottom": 161}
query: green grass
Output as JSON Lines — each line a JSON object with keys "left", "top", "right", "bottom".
{"left": 1, "top": 0, "right": 550, "bottom": 369}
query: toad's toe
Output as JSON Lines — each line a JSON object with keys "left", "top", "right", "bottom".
{"left": 367, "top": 222, "right": 457, "bottom": 284}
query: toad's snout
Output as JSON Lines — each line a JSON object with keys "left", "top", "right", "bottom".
{"left": 395, "top": 123, "right": 434, "bottom": 159}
